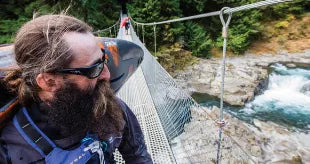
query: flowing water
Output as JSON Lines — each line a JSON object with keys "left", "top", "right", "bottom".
{"left": 193, "top": 63, "right": 310, "bottom": 131}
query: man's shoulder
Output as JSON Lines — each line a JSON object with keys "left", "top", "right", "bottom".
{"left": 0, "top": 98, "right": 19, "bottom": 131}
{"left": 0, "top": 99, "right": 25, "bottom": 146}
{"left": 115, "top": 98, "right": 138, "bottom": 125}
{"left": 0, "top": 118, "right": 42, "bottom": 164}
{"left": 115, "top": 98, "right": 138, "bottom": 116}
{"left": 115, "top": 98, "right": 130, "bottom": 113}
{"left": 115, "top": 97, "right": 142, "bottom": 127}
{"left": 0, "top": 103, "right": 26, "bottom": 146}
{"left": 1, "top": 120, "right": 21, "bottom": 143}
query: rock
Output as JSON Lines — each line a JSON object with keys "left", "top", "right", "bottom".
{"left": 254, "top": 71, "right": 269, "bottom": 96}
{"left": 300, "top": 82, "right": 310, "bottom": 96}
{"left": 172, "top": 51, "right": 310, "bottom": 163}
{"left": 174, "top": 51, "right": 310, "bottom": 106}
{"left": 292, "top": 155, "right": 302, "bottom": 163}
{"left": 224, "top": 94, "right": 245, "bottom": 106}
{"left": 286, "top": 63, "right": 296, "bottom": 68}
{"left": 172, "top": 105, "right": 310, "bottom": 163}
{"left": 250, "top": 145, "right": 262, "bottom": 157}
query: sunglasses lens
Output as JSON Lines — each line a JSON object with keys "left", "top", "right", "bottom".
{"left": 88, "top": 62, "right": 104, "bottom": 78}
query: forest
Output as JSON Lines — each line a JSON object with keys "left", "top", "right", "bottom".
{"left": 1, "top": 0, "right": 309, "bottom": 59}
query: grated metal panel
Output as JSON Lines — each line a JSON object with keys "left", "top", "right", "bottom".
{"left": 117, "top": 67, "right": 176, "bottom": 163}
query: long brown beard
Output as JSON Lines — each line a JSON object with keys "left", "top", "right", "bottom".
{"left": 90, "top": 81, "right": 124, "bottom": 140}
{"left": 44, "top": 81, "right": 124, "bottom": 140}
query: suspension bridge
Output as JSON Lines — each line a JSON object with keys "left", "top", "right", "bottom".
{"left": 0, "top": 0, "right": 294, "bottom": 163}
{"left": 93, "top": 0, "right": 293, "bottom": 163}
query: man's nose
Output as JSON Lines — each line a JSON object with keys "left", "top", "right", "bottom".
{"left": 98, "top": 64, "right": 110, "bottom": 81}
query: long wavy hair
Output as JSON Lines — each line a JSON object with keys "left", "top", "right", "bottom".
{"left": 3, "top": 14, "right": 93, "bottom": 106}
{"left": 1, "top": 14, "right": 124, "bottom": 139}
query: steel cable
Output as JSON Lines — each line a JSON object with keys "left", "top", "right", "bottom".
{"left": 93, "top": 18, "right": 120, "bottom": 35}
{"left": 130, "top": 0, "right": 292, "bottom": 26}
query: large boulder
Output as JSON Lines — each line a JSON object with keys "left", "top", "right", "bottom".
{"left": 174, "top": 51, "right": 310, "bottom": 106}
{"left": 300, "top": 81, "right": 310, "bottom": 96}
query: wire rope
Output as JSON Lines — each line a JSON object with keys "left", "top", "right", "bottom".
{"left": 130, "top": 0, "right": 292, "bottom": 26}
{"left": 93, "top": 18, "right": 120, "bottom": 35}
{"left": 216, "top": 7, "right": 232, "bottom": 164}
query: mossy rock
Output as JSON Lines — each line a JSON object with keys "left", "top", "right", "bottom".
{"left": 157, "top": 43, "right": 196, "bottom": 74}
{"left": 275, "top": 21, "right": 289, "bottom": 29}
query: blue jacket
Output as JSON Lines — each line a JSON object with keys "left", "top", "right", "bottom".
{"left": 0, "top": 99, "right": 152, "bottom": 164}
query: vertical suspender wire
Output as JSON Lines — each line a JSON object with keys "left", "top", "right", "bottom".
{"left": 95, "top": 31, "right": 100, "bottom": 37}
{"left": 137, "top": 24, "right": 139, "bottom": 38}
{"left": 113, "top": 26, "right": 115, "bottom": 37}
{"left": 134, "top": 22, "right": 136, "bottom": 31}
{"left": 153, "top": 24, "right": 157, "bottom": 57}
{"left": 132, "top": 22, "right": 135, "bottom": 36}
{"left": 136, "top": 23, "right": 138, "bottom": 36}
{"left": 142, "top": 25, "right": 145, "bottom": 44}
{"left": 153, "top": 23, "right": 157, "bottom": 86}
{"left": 109, "top": 29, "right": 112, "bottom": 37}
{"left": 115, "top": 25, "right": 117, "bottom": 37}
{"left": 216, "top": 7, "right": 232, "bottom": 164}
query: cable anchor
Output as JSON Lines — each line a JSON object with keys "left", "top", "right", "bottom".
{"left": 219, "top": 7, "right": 232, "bottom": 39}
{"left": 217, "top": 120, "right": 228, "bottom": 128}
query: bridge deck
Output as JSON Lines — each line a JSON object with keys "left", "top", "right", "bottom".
{"left": 115, "top": 16, "right": 176, "bottom": 164}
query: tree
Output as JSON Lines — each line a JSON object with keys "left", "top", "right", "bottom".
{"left": 128, "top": 0, "right": 184, "bottom": 52}
{"left": 0, "top": 0, "right": 121, "bottom": 44}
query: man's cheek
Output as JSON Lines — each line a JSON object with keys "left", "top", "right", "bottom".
{"left": 85, "top": 82, "right": 97, "bottom": 95}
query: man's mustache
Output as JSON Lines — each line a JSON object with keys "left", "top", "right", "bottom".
{"left": 92, "top": 81, "right": 110, "bottom": 119}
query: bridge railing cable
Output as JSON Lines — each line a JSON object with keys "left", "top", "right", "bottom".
{"left": 93, "top": 18, "right": 121, "bottom": 36}
{"left": 130, "top": 0, "right": 292, "bottom": 26}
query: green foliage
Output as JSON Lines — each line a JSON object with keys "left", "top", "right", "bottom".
{"left": 275, "top": 21, "right": 289, "bottom": 29}
{"left": 24, "top": 1, "right": 53, "bottom": 17}
{"left": 0, "top": 0, "right": 121, "bottom": 44}
{"left": 0, "top": 17, "right": 30, "bottom": 44}
{"left": 215, "top": 9, "right": 262, "bottom": 54}
{"left": 262, "top": 0, "right": 309, "bottom": 19}
{"left": 128, "top": 0, "right": 184, "bottom": 52}
{"left": 228, "top": 32, "right": 250, "bottom": 55}
{"left": 1, "top": 0, "right": 309, "bottom": 57}
{"left": 219, "top": 31, "right": 250, "bottom": 55}
{"left": 126, "top": 0, "right": 309, "bottom": 58}
{"left": 156, "top": 43, "right": 198, "bottom": 74}
{"left": 184, "top": 22, "right": 212, "bottom": 58}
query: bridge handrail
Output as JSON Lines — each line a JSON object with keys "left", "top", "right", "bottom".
{"left": 130, "top": 0, "right": 292, "bottom": 26}
{"left": 93, "top": 18, "right": 121, "bottom": 34}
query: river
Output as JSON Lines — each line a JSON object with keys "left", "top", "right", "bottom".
{"left": 192, "top": 63, "right": 310, "bottom": 131}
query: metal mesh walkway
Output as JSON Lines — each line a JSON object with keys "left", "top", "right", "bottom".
{"left": 115, "top": 18, "right": 176, "bottom": 163}
{"left": 117, "top": 68, "right": 175, "bottom": 163}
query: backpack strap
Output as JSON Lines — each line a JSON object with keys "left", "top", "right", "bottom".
{"left": 13, "top": 107, "right": 56, "bottom": 157}
{"left": 0, "top": 98, "right": 19, "bottom": 130}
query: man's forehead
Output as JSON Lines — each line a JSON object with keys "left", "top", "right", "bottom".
{"left": 63, "top": 32, "right": 101, "bottom": 67}
{"left": 63, "top": 32, "right": 98, "bottom": 53}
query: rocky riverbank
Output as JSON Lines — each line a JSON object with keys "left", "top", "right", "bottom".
{"left": 171, "top": 50, "right": 310, "bottom": 163}
{"left": 174, "top": 50, "right": 310, "bottom": 106}
{"left": 172, "top": 106, "right": 310, "bottom": 163}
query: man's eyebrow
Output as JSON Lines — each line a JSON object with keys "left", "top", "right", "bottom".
{"left": 89, "top": 58, "right": 102, "bottom": 65}
{"left": 88, "top": 50, "right": 104, "bottom": 66}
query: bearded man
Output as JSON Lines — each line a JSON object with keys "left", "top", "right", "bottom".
{"left": 0, "top": 15, "right": 152, "bottom": 164}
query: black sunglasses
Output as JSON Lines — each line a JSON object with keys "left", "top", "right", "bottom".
{"left": 54, "top": 49, "right": 108, "bottom": 79}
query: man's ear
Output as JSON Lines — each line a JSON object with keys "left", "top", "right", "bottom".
{"left": 36, "top": 73, "right": 62, "bottom": 92}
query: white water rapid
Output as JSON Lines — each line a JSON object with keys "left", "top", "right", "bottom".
{"left": 240, "top": 63, "right": 310, "bottom": 130}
